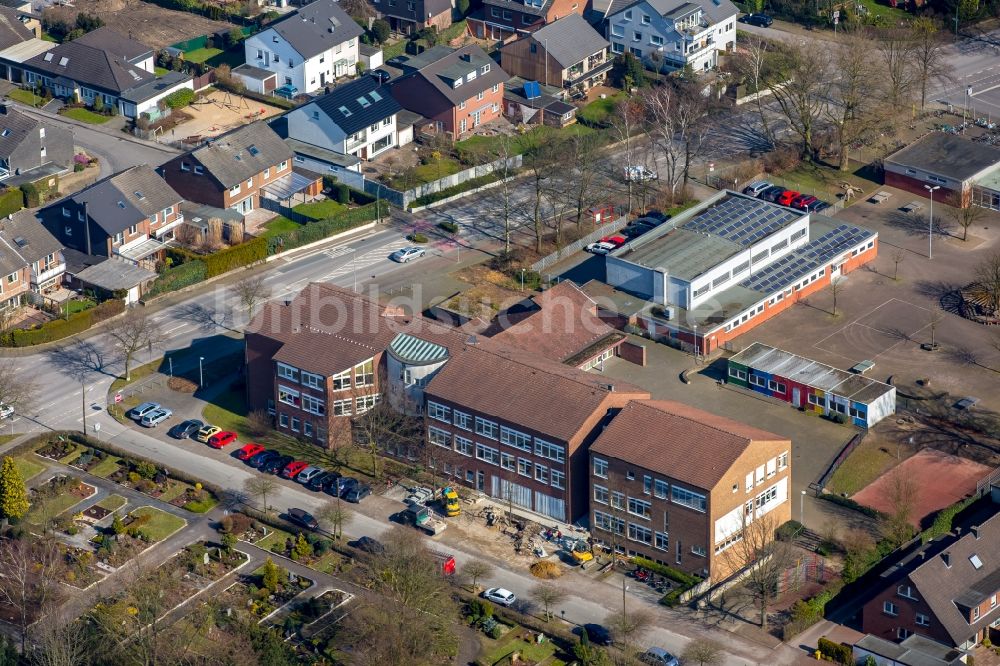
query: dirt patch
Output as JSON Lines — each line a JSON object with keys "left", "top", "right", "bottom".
{"left": 168, "top": 376, "right": 198, "bottom": 393}
{"left": 444, "top": 265, "right": 528, "bottom": 321}
{"left": 44, "top": 0, "right": 233, "bottom": 50}
{"left": 166, "top": 90, "right": 285, "bottom": 142}
{"left": 149, "top": 109, "right": 194, "bottom": 134}
{"left": 83, "top": 505, "right": 112, "bottom": 521}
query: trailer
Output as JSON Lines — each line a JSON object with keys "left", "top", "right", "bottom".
{"left": 399, "top": 504, "right": 448, "bottom": 536}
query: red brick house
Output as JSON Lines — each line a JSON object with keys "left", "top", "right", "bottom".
{"left": 861, "top": 499, "right": 1000, "bottom": 649}
{"left": 371, "top": 0, "right": 453, "bottom": 35}
{"left": 388, "top": 45, "right": 507, "bottom": 139}
{"left": 467, "top": 0, "right": 586, "bottom": 41}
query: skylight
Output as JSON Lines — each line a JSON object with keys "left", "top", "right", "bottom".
{"left": 358, "top": 96, "right": 371, "bottom": 108}
{"left": 369, "top": 90, "right": 382, "bottom": 101}
{"left": 970, "top": 554, "right": 983, "bottom": 569}
{"left": 13, "top": 237, "right": 26, "bottom": 247}
{"left": 43, "top": 53, "right": 52, "bottom": 62}
{"left": 117, "top": 201, "right": 126, "bottom": 208}
{"left": 338, "top": 106, "right": 351, "bottom": 116}
{"left": 0, "top": 130, "right": 9, "bottom": 137}
{"left": 134, "top": 191, "right": 144, "bottom": 200}
{"left": 248, "top": 144, "right": 259, "bottom": 156}
{"left": 58, "top": 57, "right": 68, "bottom": 67}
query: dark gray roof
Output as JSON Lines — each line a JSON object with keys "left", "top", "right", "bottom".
{"left": 379, "top": 0, "right": 452, "bottom": 21}
{"left": 692, "top": 0, "right": 738, "bottom": 22}
{"left": 69, "top": 165, "right": 181, "bottom": 235}
{"left": 855, "top": 635, "right": 964, "bottom": 666}
{"left": 0, "top": 6, "right": 32, "bottom": 51}
{"left": 179, "top": 201, "right": 245, "bottom": 227}
{"left": 399, "top": 44, "right": 508, "bottom": 105}
{"left": 0, "top": 210, "right": 62, "bottom": 264}
{"left": 0, "top": 104, "right": 38, "bottom": 158}
{"left": 530, "top": 14, "right": 608, "bottom": 68}
{"left": 73, "top": 26, "right": 153, "bottom": 63}
{"left": 0, "top": 233, "right": 23, "bottom": 276}
{"left": 232, "top": 63, "right": 275, "bottom": 81}
{"left": 190, "top": 122, "right": 293, "bottom": 188}
{"left": 310, "top": 75, "right": 401, "bottom": 135}
{"left": 0, "top": 0, "right": 30, "bottom": 9}
{"left": 119, "top": 70, "right": 192, "bottom": 104}
{"left": 24, "top": 32, "right": 155, "bottom": 95}
{"left": 482, "top": 0, "right": 551, "bottom": 18}
{"left": 888, "top": 132, "right": 1000, "bottom": 182}
{"left": 268, "top": 0, "right": 364, "bottom": 60}
{"left": 284, "top": 138, "right": 361, "bottom": 168}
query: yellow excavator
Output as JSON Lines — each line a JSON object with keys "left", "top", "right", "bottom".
{"left": 442, "top": 487, "right": 461, "bottom": 517}
{"left": 569, "top": 538, "right": 593, "bottom": 565}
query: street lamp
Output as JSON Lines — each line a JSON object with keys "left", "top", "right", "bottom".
{"left": 693, "top": 324, "right": 698, "bottom": 362}
{"left": 800, "top": 490, "right": 807, "bottom": 525}
{"left": 198, "top": 356, "right": 205, "bottom": 388}
{"left": 924, "top": 185, "right": 940, "bottom": 259}
{"left": 621, "top": 578, "right": 629, "bottom": 630}
{"left": 520, "top": 268, "right": 526, "bottom": 291}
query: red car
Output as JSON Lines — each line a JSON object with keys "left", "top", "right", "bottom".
{"left": 281, "top": 461, "right": 309, "bottom": 479}
{"left": 236, "top": 443, "right": 265, "bottom": 460}
{"left": 207, "top": 431, "right": 238, "bottom": 449}
{"left": 777, "top": 190, "right": 800, "bottom": 207}
{"left": 600, "top": 235, "right": 627, "bottom": 247}
{"left": 791, "top": 194, "right": 817, "bottom": 210}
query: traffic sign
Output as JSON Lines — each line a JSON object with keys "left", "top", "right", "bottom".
{"left": 94, "top": 423, "right": 101, "bottom": 432}
{"left": 114, "top": 393, "right": 122, "bottom": 404}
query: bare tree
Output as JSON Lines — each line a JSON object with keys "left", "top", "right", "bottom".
{"left": 339, "top": 595, "right": 457, "bottom": 666}
{"left": 733, "top": 34, "right": 778, "bottom": 149}
{"left": 928, "top": 310, "right": 945, "bottom": 348}
{"left": 370, "top": 526, "right": 455, "bottom": 618}
{"left": 682, "top": 638, "right": 724, "bottom": 666}
{"left": 0, "top": 359, "right": 36, "bottom": 416}
{"left": 974, "top": 251, "right": 1000, "bottom": 314}
{"left": 829, "top": 276, "right": 845, "bottom": 316}
{"left": 108, "top": 309, "right": 162, "bottom": 382}
{"left": 606, "top": 608, "right": 653, "bottom": 657}
{"left": 883, "top": 468, "right": 918, "bottom": 546}
{"left": 316, "top": 497, "right": 351, "bottom": 540}
{"left": 948, "top": 193, "right": 985, "bottom": 241}
{"left": 911, "top": 18, "right": 952, "bottom": 111}
{"left": 530, "top": 582, "right": 567, "bottom": 621}
{"left": 767, "top": 42, "right": 832, "bottom": 161}
{"left": 232, "top": 274, "right": 271, "bottom": 322}
{"left": 827, "top": 32, "right": 885, "bottom": 171}
{"left": 890, "top": 247, "right": 905, "bottom": 281}
{"left": 354, "top": 396, "right": 418, "bottom": 481}
{"left": 460, "top": 560, "right": 494, "bottom": 592}
{"left": 244, "top": 475, "right": 278, "bottom": 513}
{"left": 674, "top": 79, "right": 710, "bottom": 190}
{"left": 338, "top": 0, "right": 376, "bottom": 20}
{"left": 477, "top": 134, "right": 521, "bottom": 253}
{"left": 876, "top": 27, "right": 917, "bottom": 111}
{"left": 566, "top": 131, "right": 611, "bottom": 229}
{"left": 721, "top": 512, "right": 793, "bottom": 632}
{"left": 0, "top": 536, "right": 64, "bottom": 653}
{"left": 31, "top": 616, "right": 89, "bottom": 666}
{"left": 520, "top": 134, "right": 559, "bottom": 253}
{"left": 609, "top": 97, "right": 647, "bottom": 214}
{"left": 644, "top": 85, "right": 686, "bottom": 202}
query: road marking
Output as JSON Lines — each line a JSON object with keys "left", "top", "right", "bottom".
{"left": 318, "top": 239, "right": 410, "bottom": 281}
{"left": 161, "top": 323, "right": 188, "bottom": 336}
{"left": 322, "top": 246, "right": 355, "bottom": 259}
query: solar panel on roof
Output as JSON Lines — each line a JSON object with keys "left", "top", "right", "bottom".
{"left": 524, "top": 81, "right": 542, "bottom": 99}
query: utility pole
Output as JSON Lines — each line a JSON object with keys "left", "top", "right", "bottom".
{"left": 925, "top": 184, "right": 939, "bottom": 259}
{"left": 80, "top": 379, "right": 86, "bottom": 435}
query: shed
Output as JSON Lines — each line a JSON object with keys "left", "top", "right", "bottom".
{"left": 232, "top": 63, "right": 277, "bottom": 94}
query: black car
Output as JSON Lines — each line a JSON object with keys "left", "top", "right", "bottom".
{"left": 287, "top": 508, "right": 319, "bottom": 530}
{"left": 740, "top": 12, "right": 773, "bottom": 26}
{"left": 370, "top": 69, "right": 391, "bottom": 83}
{"left": 806, "top": 199, "right": 830, "bottom": 213}
{"left": 168, "top": 419, "right": 203, "bottom": 439}
{"left": 324, "top": 475, "right": 354, "bottom": 497}
{"left": 247, "top": 450, "right": 280, "bottom": 469}
{"left": 354, "top": 536, "right": 385, "bottom": 554}
{"left": 306, "top": 471, "right": 338, "bottom": 492}
{"left": 262, "top": 455, "right": 294, "bottom": 474}
{"left": 759, "top": 185, "right": 786, "bottom": 203}
{"left": 575, "top": 624, "right": 612, "bottom": 646}
{"left": 337, "top": 477, "right": 359, "bottom": 497}
{"left": 344, "top": 484, "right": 371, "bottom": 503}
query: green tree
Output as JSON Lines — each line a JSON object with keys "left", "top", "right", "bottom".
{"left": 371, "top": 19, "right": 391, "bottom": 44}
{"left": 292, "top": 533, "right": 313, "bottom": 560}
{"left": 574, "top": 627, "right": 610, "bottom": 666}
{"left": 611, "top": 53, "right": 645, "bottom": 89}
{"left": 261, "top": 557, "right": 283, "bottom": 592}
{"left": 221, "top": 532, "right": 237, "bottom": 553}
{"left": 92, "top": 95, "right": 104, "bottom": 112}
{"left": 0, "top": 457, "right": 28, "bottom": 522}
{"left": 456, "top": 0, "right": 470, "bottom": 15}
{"left": 111, "top": 513, "right": 126, "bottom": 536}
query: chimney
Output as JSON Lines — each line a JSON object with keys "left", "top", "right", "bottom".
{"left": 466, "top": 334, "right": 478, "bottom": 346}
{"left": 600, "top": 383, "right": 615, "bottom": 392}
{"left": 0, "top": 103, "right": 7, "bottom": 115}
{"left": 971, "top": 525, "right": 980, "bottom": 539}
{"left": 284, "top": 299, "right": 292, "bottom": 306}
{"left": 941, "top": 552, "right": 951, "bottom": 567}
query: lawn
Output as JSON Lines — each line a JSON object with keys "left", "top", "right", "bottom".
{"left": 154, "top": 66, "right": 169, "bottom": 76}
{"left": 293, "top": 199, "right": 347, "bottom": 220}
{"left": 158, "top": 481, "right": 192, "bottom": 504}
{"left": 856, "top": 0, "right": 911, "bottom": 23}
{"left": 63, "top": 299, "right": 96, "bottom": 316}
{"left": 183, "top": 47, "right": 223, "bottom": 64}
{"left": 27, "top": 489, "right": 92, "bottom": 526}
{"left": 88, "top": 455, "right": 123, "bottom": 479}
{"left": 482, "top": 636, "right": 558, "bottom": 666}
{"left": 455, "top": 123, "right": 597, "bottom": 158}
{"left": 404, "top": 156, "right": 464, "bottom": 187}
{"left": 261, "top": 216, "right": 302, "bottom": 239}
{"left": 96, "top": 495, "right": 127, "bottom": 512}
{"left": 184, "top": 495, "right": 217, "bottom": 513}
{"left": 768, "top": 160, "right": 880, "bottom": 205}
{"left": 13, "top": 456, "right": 44, "bottom": 482}
{"left": 827, "top": 437, "right": 899, "bottom": 496}
{"left": 58, "top": 444, "right": 84, "bottom": 465}
{"left": 578, "top": 92, "right": 626, "bottom": 126}
{"left": 129, "top": 506, "right": 187, "bottom": 542}
{"left": 7, "top": 88, "right": 43, "bottom": 106}
{"left": 382, "top": 38, "right": 408, "bottom": 61}
{"left": 0, "top": 435, "right": 17, "bottom": 447}
{"left": 202, "top": 388, "right": 251, "bottom": 436}
{"left": 309, "top": 551, "right": 341, "bottom": 574}
{"left": 256, "top": 526, "right": 294, "bottom": 551}
{"left": 60, "top": 108, "right": 110, "bottom": 124}
{"left": 109, "top": 358, "right": 162, "bottom": 394}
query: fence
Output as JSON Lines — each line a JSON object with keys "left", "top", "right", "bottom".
{"left": 976, "top": 465, "right": 1000, "bottom": 497}
{"left": 813, "top": 431, "right": 866, "bottom": 494}
{"left": 530, "top": 215, "right": 627, "bottom": 273}
{"left": 705, "top": 170, "right": 846, "bottom": 213}
{"left": 363, "top": 155, "right": 522, "bottom": 208}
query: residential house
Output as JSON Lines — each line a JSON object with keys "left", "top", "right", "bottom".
{"left": 245, "top": 282, "right": 650, "bottom": 523}
{"left": 370, "top": 0, "right": 453, "bottom": 35}
{"left": 243, "top": 0, "right": 364, "bottom": 94}
{"left": 0, "top": 229, "right": 29, "bottom": 311}
{"left": 1, "top": 210, "right": 64, "bottom": 295}
{"left": 0, "top": 5, "right": 32, "bottom": 51}
{"left": 39, "top": 164, "right": 183, "bottom": 270}
{"left": 589, "top": 399, "right": 791, "bottom": 582}
{"left": 279, "top": 75, "right": 407, "bottom": 166}
{"left": 861, "top": 500, "right": 1000, "bottom": 649}
{"left": 0, "top": 103, "right": 73, "bottom": 185}
{"left": 18, "top": 27, "right": 193, "bottom": 118}
{"left": 0, "top": 0, "right": 39, "bottom": 38}
{"left": 160, "top": 122, "right": 309, "bottom": 216}
{"left": 499, "top": 14, "right": 610, "bottom": 92}
{"left": 502, "top": 76, "right": 577, "bottom": 127}
{"left": 467, "top": 0, "right": 586, "bottom": 41}
{"left": 389, "top": 45, "right": 507, "bottom": 139}
{"left": 605, "top": 0, "right": 737, "bottom": 73}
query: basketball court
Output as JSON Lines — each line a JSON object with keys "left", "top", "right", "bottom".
{"left": 812, "top": 297, "right": 934, "bottom": 364}
{"left": 852, "top": 448, "right": 993, "bottom": 527}
{"left": 165, "top": 90, "right": 286, "bottom": 142}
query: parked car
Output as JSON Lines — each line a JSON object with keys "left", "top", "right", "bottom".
{"left": 287, "top": 508, "right": 319, "bottom": 530}
{"left": 390, "top": 247, "right": 426, "bottom": 263}
{"left": 262, "top": 455, "right": 294, "bottom": 474}
{"left": 600, "top": 235, "right": 627, "bottom": 247}
{"left": 576, "top": 624, "right": 612, "bottom": 646}
{"left": 195, "top": 425, "right": 221, "bottom": 443}
{"left": 247, "top": 450, "right": 280, "bottom": 469}
{"left": 482, "top": 588, "right": 517, "bottom": 607}
{"left": 129, "top": 402, "right": 160, "bottom": 420}
{"left": 335, "top": 477, "right": 359, "bottom": 497}
{"left": 236, "top": 443, "right": 265, "bottom": 461}
{"left": 354, "top": 536, "right": 386, "bottom": 553}
{"left": 207, "top": 431, "right": 238, "bottom": 449}
{"left": 623, "top": 165, "right": 657, "bottom": 182}
{"left": 307, "top": 471, "right": 339, "bottom": 492}
{"left": 297, "top": 466, "right": 324, "bottom": 484}
{"left": 0, "top": 404, "right": 13, "bottom": 420}
{"left": 759, "top": 185, "right": 786, "bottom": 203}
{"left": 370, "top": 69, "right": 391, "bottom": 83}
{"left": 168, "top": 419, "right": 203, "bottom": 439}
{"left": 623, "top": 224, "right": 655, "bottom": 239}
{"left": 791, "top": 194, "right": 817, "bottom": 210}
{"left": 140, "top": 408, "right": 172, "bottom": 428}
{"left": 585, "top": 241, "right": 616, "bottom": 255}
{"left": 743, "top": 181, "right": 773, "bottom": 197}
{"left": 281, "top": 460, "right": 309, "bottom": 479}
{"left": 639, "top": 648, "right": 680, "bottom": 666}
{"left": 740, "top": 12, "right": 773, "bottom": 26}
{"left": 806, "top": 199, "right": 830, "bottom": 213}
{"left": 777, "top": 190, "right": 801, "bottom": 207}
{"left": 344, "top": 484, "right": 371, "bottom": 503}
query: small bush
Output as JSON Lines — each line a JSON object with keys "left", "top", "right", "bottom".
{"left": 408, "top": 233, "right": 428, "bottom": 244}
{"left": 487, "top": 623, "right": 504, "bottom": 639}
{"left": 334, "top": 183, "right": 350, "bottom": 204}
{"left": 0, "top": 188, "right": 23, "bottom": 217}
{"left": 164, "top": 88, "right": 195, "bottom": 109}
{"left": 438, "top": 221, "right": 459, "bottom": 234}
{"left": 631, "top": 557, "right": 701, "bottom": 587}
{"left": 529, "top": 561, "right": 562, "bottom": 579}
{"left": 818, "top": 638, "right": 852, "bottom": 665}
{"left": 776, "top": 520, "right": 803, "bottom": 542}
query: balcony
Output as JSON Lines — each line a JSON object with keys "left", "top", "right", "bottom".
{"left": 345, "top": 134, "right": 367, "bottom": 152}
{"left": 31, "top": 262, "right": 65, "bottom": 288}
{"left": 153, "top": 213, "right": 184, "bottom": 239}
{"left": 564, "top": 58, "right": 613, "bottom": 87}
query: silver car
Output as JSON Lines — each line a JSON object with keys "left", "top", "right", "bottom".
{"left": 483, "top": 587, "right": 517, "bottom": 607}
{"left": 129, "top": 402, "right": 160, "bottom": 420}
{"left": 296, "top": 466, "right": 324, "bottom": 484}
{"left": 391, "top": 247, "right": 426, "bottom": 263}
{"left": 639, "top": 648, "right": 680, "bottom": 666}
{"left": 140, "top": 408, "right": 172, "bottom": 427}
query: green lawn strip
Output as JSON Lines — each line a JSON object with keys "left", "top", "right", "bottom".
{"left": 855, "top": 0, "right": 910, "bottom": 23}
{"left": 130, "top": 506, "right": 186, "bottom": 542}
{"left": 381, "top": 38, "right": 407, "bottom": 60}
{"left": 202, "top": 388, "right": 251, "bottom": 436}
{"left": 256, "top": 527, "right": 294, "bottom": 551}
{"left": 438, "top": 19, "right": 467, "bottom": 42}
{"left": 183, "top": 495, "right": 217, "bottom": 513}
{"left": 308, "top": 551, "right": 340, "bottom": 574}
{"left": 60, "top": 108, "right": 110, "bottom": 124}
{"left": 58, "top": 444, "right": 84, "bottom": 465}
{"left": 63, "top": 299, "right": 95, "bottom": 315}
{"left": 0, "top": 435, "right": 18, "bottom": 447}
{"left": 827, "top": 438, "right": 898, "bottom": 496}
{"left": 578, "top": 92, "right": 626, "bottom": 125}
{"left": 96, "top": 495, "right": 127, "bottom": 512}
{"left": 109, "top": 358, "right": 162, "bottom": 395}
{"left": 14, "top": 456, "right": 45, "bottom": 482}
{"left": 88, "top": 455, "right": 123, "bottom": 479}
{"left": 292, "top": 200, "right": 347, "bottom": 220}
{"left": 7, "top": 89, "right": 43, "bottom": 106}
{"left": 261, "top": 215, "right": 302, "bottom": 238}
{"left": 183, "top": 47, "right": 222, "bottom": 64}
{"left": 768, "top": 161, "right": 879, "bottom": 206}
{"left": 154, "top": 67, "right": 169, "bottom": 76}
{"left": 482, "top": 636, "right": 556, "bottom": 665}
{"left": 158, "top": 481, "right": 193, "bottom": 504}
{"left": 26, "top": 490, "right": 91, "bottom": 525}
{"left": 455, "top": 124, "right": 595, "bottom": 158}
{"left": 206, "top": 47, "right": 244, "bottom": 69}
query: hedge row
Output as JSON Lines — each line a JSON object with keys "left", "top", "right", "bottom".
{"left": 920, "top": 496, "right": 976, "bottom": 544}
{"left": 0, "top": 188, "right": 23, "bottom": 217}
{"left": 265, "top": 201, "right": 387, "bottom": 255}
{"left": 818, "top": 637, "right": 852, "bottom": 665}
{"left": 408, "top": 171, "right": 503, "bottom": 209}
{"left": 819, "top": 493, "right": 886, "bottom": 520}
{"left": 631, "top": 556, "right": 702, "bottom": 587}
{"left": 0, "top": 300, "right": 125, "bottom": 347}
{"left": 147, "top": 260, "right": 206, "bottom": 297}
{"left": 782, "top": 579, "right": 844, "bottom": 640}
{"left": 203, "top": 236, "right": 268, "bottom": 278}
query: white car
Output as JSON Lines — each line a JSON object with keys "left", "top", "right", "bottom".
{"left": 585, "top": 242, "right": 616, "bottom": 255}
{"left": 129, "top": 402, "right": 160, "bottom": 420}
{"left": 0, "top": 404, "right": 12, "bottom": 420}
{"left": 483, "top": 587, "right": 517, "bottom": 607}
{"left": 140, "top": 408, "right": 172, "bottom": 427}
{"left": 623, "top": 166, "right": 658, "bottom": 182}
{"left": 391, "top": 247, "right": 426, "bottom": 263}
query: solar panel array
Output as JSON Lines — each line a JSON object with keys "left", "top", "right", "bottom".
{"left": 682, "top": 196, "right": 799, "bottom": 247}
{"left": 739, "top": 224, "right": 874, "bottom": 294}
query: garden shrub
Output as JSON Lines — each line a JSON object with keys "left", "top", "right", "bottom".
{"left": 818, "top": 637, "right": 852, "bottom": 665}
{"left": 631, "top": 556, "right": 701, "bottom": 587}
{"left": 438, "top": 221, "right": 459, "bottom": 233}
{"left": 201, "top": 236, "right": 267, "bottom": 278}
{"left": 488, "top": 623, "right": 504, "bottom": 639}
{"left": 19, "top": 182, "right": 39, "bottom": 208}
{"left": 146, "top": 260, "right": 206, "bottom": 297}
{"left": 920, "top": 497, "right": 975, "bottom": 543}
{"left": 408, "top": 233, "right": 428, "bottom": 243}
{"left": 264, "top": 201, "right": 386, "bottom": 255}
{"left": 819, "top": 493, "right": 885, "bottom": 520}
{"left": 776, "top": 519, "right": 803, "bottom": 541}
{"left": 334, "top": 183, "right": 350, "bottom": 204}
{"left": 164, "top": 89, "right": 195, "bottom": 109}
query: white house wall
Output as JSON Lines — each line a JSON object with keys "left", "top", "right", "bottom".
{"left": 607, "top": 0, "right": 719, "bottom": 72}
{"left": 245, "top": 29, "right": 358, "bottom": 93}
{"left": 865, "top": 387, "right": 897, "bottom": 427}
{"left": 607, "top": 255, "right": 656, "bottom": 301}
{"left": 285, "top": 104, "right": 348, "bottom": 152}
{"left": 135, "top": 78, "right": 195, "bottom": 118}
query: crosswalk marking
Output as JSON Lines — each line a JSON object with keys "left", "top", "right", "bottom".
{"left": 319, "top": 239, "right": 411, "bottom": 282}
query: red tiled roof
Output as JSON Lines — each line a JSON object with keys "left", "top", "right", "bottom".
{"left": 590, "top": 399, "right": 788, "bottom": 490}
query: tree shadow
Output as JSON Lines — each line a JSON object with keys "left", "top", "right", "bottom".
{"left": 172, "top": 302, "right": 235, "bottom": 332}
{"left": 44, "top": 338, "right": 119, "bottom": 381}
{"left": 912, "top": 280, "right": 962, "bottom": 302}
